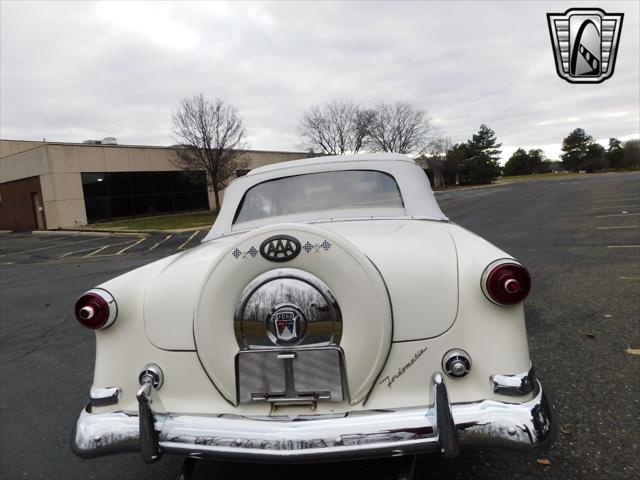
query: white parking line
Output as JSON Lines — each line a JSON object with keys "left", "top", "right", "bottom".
{"left": 619, "top": 276, "right": 640, "bottom": 280}
{"left": 0, "top": 236, "right": 56, "bottom": 248}
{"left": 593, "top": 195, "right": 640, "bottom": 204}
{"left": 596, "top": 213, "right": 640, "bottom": 218}
{"left": 178, "top": 231, "right": 200, "bottom": 250}
{"left": 594, "top": 204, "right": 640, "bottom": 209}
{"left": 59, "top": 239, "right": 138, "bottom": 258}
{"left": 607, "top": 245, "right": 640, "bottom": 249}
{"left": 83, "top": 245, "right": 112, "bottom": 257}
{"left": 597, "top": 225, "right": 640, "bottom": 230}
{"left": 148, "top": 235, "right": 172, "bottom": 252}
{"left": 1, "top": 236, "right": 105, "bottom": 257}
{"left": 593, "top": 191, "right": 640, "bottom": 197}
{"left": 114, "top": 237, "right": 146, "bottom": 255}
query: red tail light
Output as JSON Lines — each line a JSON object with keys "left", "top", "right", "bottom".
{"left": 482, "top": 260, "right": 531, "bottom": 306}
{"left": 74, "top": 289, "right": 117, "bottom": 329}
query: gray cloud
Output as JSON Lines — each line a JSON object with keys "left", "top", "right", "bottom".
{"left": 1, "top": 1, "right": 638, "bottom": 162}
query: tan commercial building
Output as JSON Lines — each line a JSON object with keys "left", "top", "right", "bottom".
{"left": 0, "top": 139, "right": 315, "bottom": 230}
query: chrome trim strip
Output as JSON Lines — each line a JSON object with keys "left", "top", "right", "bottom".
{"left": 89, "top": 386, "right": 120, "bottom": 407}
{"left": 72, "top": 380, "right": 554, "bottom": 462}
{"left": 491, "top": 365, "right": 536, "bottom": 396}
{"left": 276, "top": 353, "right": 296, "bottom": 360}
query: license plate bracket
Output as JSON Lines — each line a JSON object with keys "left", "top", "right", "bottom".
{"left": 235, "top": 346, "right": 345, "bottom": 404}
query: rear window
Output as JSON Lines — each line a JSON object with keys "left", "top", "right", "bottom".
{"left": 233, "top": 170, "right": 405, "bottom": 225}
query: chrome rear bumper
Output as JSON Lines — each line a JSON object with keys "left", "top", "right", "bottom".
{"left": 72, "top": 376, "right": 555, "bottom": 463}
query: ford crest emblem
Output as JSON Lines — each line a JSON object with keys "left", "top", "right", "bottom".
{"left": 269, "top": 305, "right": 307, "bottom": 345}
{"left": 260, "top": 235, "right": 301, "bottom": 262}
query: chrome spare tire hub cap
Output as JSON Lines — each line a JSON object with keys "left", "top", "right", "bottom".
{"left": 234, "top": 268, "right": 342, "bottom": 349}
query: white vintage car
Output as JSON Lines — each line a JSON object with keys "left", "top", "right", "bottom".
{"left": 72, "top": 153, "right": 555, "bottom": 473}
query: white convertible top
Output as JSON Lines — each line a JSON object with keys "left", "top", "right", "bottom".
{"left": 204, "top": 153, "right": 447, "bottom": 240}
{"left": 247, "top": 152, "right": 416, "bottom": 176}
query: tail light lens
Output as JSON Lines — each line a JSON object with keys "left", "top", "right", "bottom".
{"left": 74, "top": 289, "right": 117, "bottom": 329}
{"left": 482, "top": 260, "right": 531, "bottom": 306}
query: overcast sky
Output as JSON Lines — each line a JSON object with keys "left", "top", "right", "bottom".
{"left": 1, "top": 1, "right": 638, "bottom": 162}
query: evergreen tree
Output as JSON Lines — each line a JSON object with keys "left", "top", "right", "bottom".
{"left": 503, "top": 148, "right": 531, "bottom": 176}
{"left": 623, "top": 139, "right": 640, "bottom": 169}
{"left": 528, "top": 149, "right": 545, "bottom": 173}
{"left": 582, "top": 143, "right": 607, "bottom": 172}
{"left": 503, "top": 148, "right": 546, "bottom": 176}
{"left": 442, "top": 143, "right": 467, "bottom": 185}
{"left": 561, "top": 128, "right": 593, "bottom": 172}
{"left": 468, "top": 124, "right": 502, "bottom": 160}
{"left": 459, "top": 124, "right": 502, "bottom": 184}
{"left": 605, "top": 138, "right": 624, "bottom": 170}
{"left": 538, "top": 160, "right": 553, "bottom": 173}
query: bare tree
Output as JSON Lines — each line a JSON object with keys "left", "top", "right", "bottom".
{"left": 298, "top": 101, "right": 373, "bottom": 155}
{"left": 367, "top": 101, "right": 433, "bottom": 154}
{"left": 426, "top": 136, "right": 452, "bottom": 188}
{"left": 428, "top": 137, "right": 452, "bottom": 158}
{"left": 353, "top": 107, "right": 375, "bottom": 153}
{"left": 172, "top": 94, "right": 248, "bottom": 210}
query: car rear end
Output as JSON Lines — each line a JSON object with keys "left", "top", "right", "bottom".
{"left": 71, "top": 219, "right": 555, "bottom": 464}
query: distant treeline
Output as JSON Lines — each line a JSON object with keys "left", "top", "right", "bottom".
{"left": 421, "top": 127, "right": 639, "bottom": 187}
{"left": 502, "top": 128, "right": 639, "bottom": 177}
{"left": 170, "top": 95, "right": 639, "bottom": 192}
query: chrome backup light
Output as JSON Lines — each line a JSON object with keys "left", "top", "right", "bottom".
{"left": 138, "top": 363, "right": 164, "bottom": 391}
{"left": 74, "top": 289, "right": 117, "bottom": 329}
{"left": 481, "top": 259, "right": 531, "bottom": 306}
{"left": 442, "top": 349, "right": 472, "bottom": 379}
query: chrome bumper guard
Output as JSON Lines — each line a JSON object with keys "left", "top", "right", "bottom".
{"left": 72, "top": 375, "right": 555, "bottom": 463}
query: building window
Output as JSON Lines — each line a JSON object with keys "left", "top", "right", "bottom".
{"left": 81, "top": 171, "right": 209, "bottom": 223}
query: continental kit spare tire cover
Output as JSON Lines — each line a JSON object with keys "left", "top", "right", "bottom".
{"left": 194, "top": 223, "right": 392, "bottom": 405}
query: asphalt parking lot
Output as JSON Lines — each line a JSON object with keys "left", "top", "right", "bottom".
{"left": 0, "top": 228, "right": 209, "bottom": 264}
{"left": 1, "top": 172, "right": 638, "bottom": 479}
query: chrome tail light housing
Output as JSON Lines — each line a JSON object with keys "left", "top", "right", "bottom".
{"left": 74, "top": 288, "right": 117, "bottom": 329}
{"left": 481, "top": 259, "right": 531, "bottom": 306}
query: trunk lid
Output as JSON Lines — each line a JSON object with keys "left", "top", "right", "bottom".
{"left": 321, "top": 219, "right": 458, "bottom": 341}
